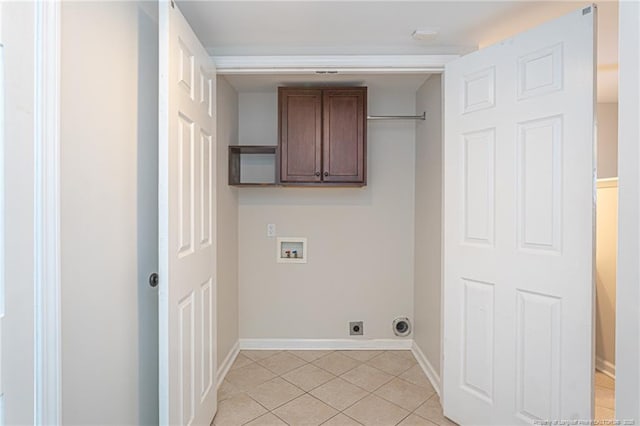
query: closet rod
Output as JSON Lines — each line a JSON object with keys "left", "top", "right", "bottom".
{"left": 367, "top": 112, "right": 426, "bottom": 121}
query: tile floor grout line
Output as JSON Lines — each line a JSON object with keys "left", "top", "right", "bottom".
{"left": 257, "top": 358, "right": 311, "bottom": 377}
{"left": 330, "top": 387, "right": 371, "bottom": 415}
{"left": 246, "top": 378, "right": 306, "bottom": 413}
{"left": 393, "top": 373, "right": 437, "bottom": 392}
{"left": 360, "top": 392, "right": 416, "bottom": 420}
{"left": 372, "top": 381, "right": 436, "bottom": 414}
{"left": 393, "top": 410, "right": 414, "bottom": 426}
{"left": 315, "top": 364, "right": 360, "bottom": 378}
{"left": 236, "top": 394, "right": 267, "bottom": 426}
{"left": 270, "top": 411, "right": 291, "bottom": 426}
{"left": 278, "top": 366, "right": 337, "bottom": 393}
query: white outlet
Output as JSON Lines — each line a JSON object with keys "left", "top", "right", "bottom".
{"left": 267, "top": 224, "right": 276, "bottom": 237}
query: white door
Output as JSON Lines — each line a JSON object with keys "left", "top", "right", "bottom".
{"left": 159, "top": 1, "right": 217, "bottom": 424}
{"left": 0, "top": 19, "right": 5, "bottom": 426}
{"left": 443, "top": 6, "right": 595, "bottom": 425}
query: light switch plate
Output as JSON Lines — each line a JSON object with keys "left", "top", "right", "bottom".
{"left": 267, "top": 224, "right": 276, "bottom": 237}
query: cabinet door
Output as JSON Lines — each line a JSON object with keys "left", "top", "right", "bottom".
{"left": 279, "top": 88, "right": 322, "bottom": 183}
{"left": 322, "top": 88, "right": 366, "bottom": 184}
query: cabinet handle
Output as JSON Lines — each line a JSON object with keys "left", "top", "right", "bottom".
{"left": 324, "top": 171, "right": 329, "bottom": 177}
{"left": 315, "top": 171, "right": 320, "bottom": 177}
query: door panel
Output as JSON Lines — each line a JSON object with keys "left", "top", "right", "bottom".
{"left": 443, "top": 6, "right": 595, "bottom": 425}
{"left": 322, "top": 88, "right": 366, "bottom": 183}
{"left": 279, "top": 88, "right": 322, "bottom": 182}
{"left": 159, "top": 1, "right": 217, "bottom": 424}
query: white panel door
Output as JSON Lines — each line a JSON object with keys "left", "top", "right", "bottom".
{"left": 159, "top": 1, "right": 217, "bottom": 424}
{"left": 443, "top": 7, "right": 595, "bottom": 425}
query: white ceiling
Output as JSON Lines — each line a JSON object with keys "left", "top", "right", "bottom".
{"left": 178, "top": 0, "right": 618, "bottom": 101}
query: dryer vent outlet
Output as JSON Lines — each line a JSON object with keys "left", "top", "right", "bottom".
{"left": 393, "top": 317, "right": 411, "bottom": 337}
{"left": 349, "top": 321, "right": 364, "bottom": 336}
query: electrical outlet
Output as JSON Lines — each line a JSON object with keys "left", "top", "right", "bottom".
{"left": 267, "top": 223, "right": 276, "bottom": 237}
{"left": 349, "top": 321, "right": 363, "bottom": 336}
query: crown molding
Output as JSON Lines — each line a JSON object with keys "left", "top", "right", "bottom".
{"left": 212, "top": 54, "right": 458, "bottom": 74}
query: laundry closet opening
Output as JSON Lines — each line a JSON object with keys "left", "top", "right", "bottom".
{"left": 216, "top": 73, "right": 444, "bottom": 361}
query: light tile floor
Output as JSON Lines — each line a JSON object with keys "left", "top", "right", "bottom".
{"left": 594, "top": 371, "right": 615, "bottom": 421}
{"left": 213, "top": 350, "right": 457, "bottom": 426}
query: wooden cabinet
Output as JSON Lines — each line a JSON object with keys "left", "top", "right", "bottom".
{"left": 228, "top": 145, "right": 278, "bottom": 186}
{"left": 279, "top": 87, "right": 367, "bottom": 186}
{"left": 279, "top": 88, "right": 323, "bottom": 183}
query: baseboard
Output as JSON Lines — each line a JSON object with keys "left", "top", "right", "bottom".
{"left": 216, "top": 341, "right": 240, "bottom": 389}
{"left": 596, "top": 356, "right": 616, "bottom": 380}
{"left": 238, "top": 338, "right": 413, "bottom": 351}
{"left": 411, "top": 341, "right": 441, "bottom": 396}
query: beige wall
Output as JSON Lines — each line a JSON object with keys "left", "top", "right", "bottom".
{"left": 596, "top": 179, "right": 618, "bottom": 374}
{"left": 216, "top": 77, "right": 240, "bottom": 363}
{"left": 238, "top": 88, "right": 416, "bottom": 340}
{"left": 597, "top": 103, "right": 618, "bottom": 178}
{"left": 413, "top": 75, "right": 443, "bottom": 379}
{"left": 60, "top": 2, "right": 158, "bottom": 424}
{"left": 3, "top": 3, "right": 36, "bottom": 422}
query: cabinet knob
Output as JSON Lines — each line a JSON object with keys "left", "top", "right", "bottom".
{"left": 324, "top": 171, "right": 329, "bottom": 177}
{"left": 315, "top": 171, "right": 320, "bottom": 177}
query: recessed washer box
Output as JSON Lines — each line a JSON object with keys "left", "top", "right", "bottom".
{"left": 277, "top": 237, "right": 307, "bottom": 264}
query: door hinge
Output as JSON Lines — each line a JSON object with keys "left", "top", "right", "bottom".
{"left": 582, "top": 6, "right": 592, "bottom": 15}
{"left": 170, "top": 0, "right": 175, "bottom": 9}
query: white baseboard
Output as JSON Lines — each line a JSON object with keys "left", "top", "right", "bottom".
{"left": 216, "top": 341, "right": 240, "bottom": 389}
{"left": 411, "top": 341, "right": 441, "bottom": 396}
{"left": 596, "top": 356, "right": 616, "bottom": 380}
{"left": 238, "top": 338, "right": 413, "bottom": 351}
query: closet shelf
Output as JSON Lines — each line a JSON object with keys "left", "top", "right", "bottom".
{"left": 228, "top": 145, "right": 278, "bottom": 186}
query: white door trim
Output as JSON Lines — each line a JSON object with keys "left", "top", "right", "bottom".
{"left": 212, "top": 54, "right": 458, "bottom": 74}
{"left": 616, "top": 0, "right": 640, "bottom": 419}
{"left": 33, "top": 1, "right": 61, "bottom": 424}
{"left": 0, "top": 6, "right": 5, "bottom": 422}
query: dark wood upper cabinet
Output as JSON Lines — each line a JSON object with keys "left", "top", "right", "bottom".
{"left": 279, "top": 87, "right": 367, "bottom": 186}
{"left": 279, "top": 88, "right": 323, "bottom": 183}
{"left": 322, "top": 88, "right": 366, "bottom": 183}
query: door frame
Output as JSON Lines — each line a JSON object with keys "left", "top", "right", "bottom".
{"left": 3, "top": 0, "right": 61, "bottom": 423}
{"left": 615, "top": 0, "right": 640, "bottom": 419}
{"left": 33, "top": 1, "right": 62, "bottom": 424}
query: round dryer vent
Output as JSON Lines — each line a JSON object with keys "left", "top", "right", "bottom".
{"left": 392, "top": 317, "right": 412, "bottom": 337}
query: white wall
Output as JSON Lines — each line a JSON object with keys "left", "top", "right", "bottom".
{"left": 238, "top": 88, "right": 416, "bottom": 341}
{"left": 216, "top": 77, "right": 240, "bottom": 363}
{"left": 616, "top": 0, "right": 640, "bottom": 418}
{"left": 413, "top": 75, "right": 443, "bottom": 384}
{"left": 60, "top": 2, "right": 157, "bottom": 424}
{"left": 595, "top": 180, "right": 617, "bottom": 376}
{"left": 597, "top": 103, "right": 618, "bottom": 178}
{"left": 2, "top": 2, "right": 36, "bottom": 423}
{"left": 239, "top": 92, "right": 277, "bottom": 147}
